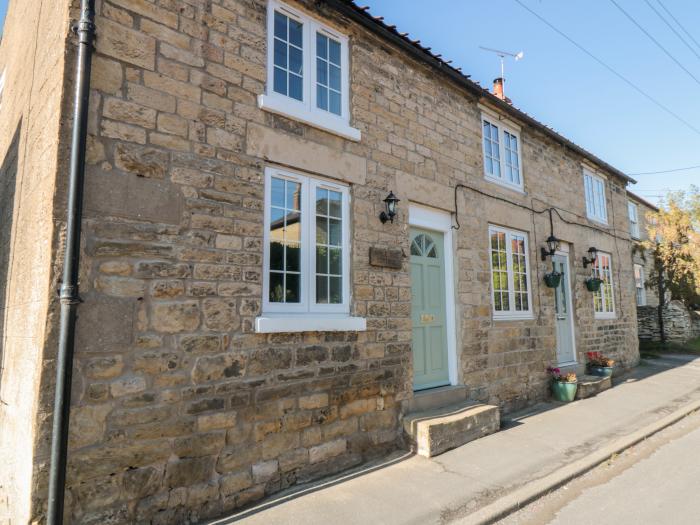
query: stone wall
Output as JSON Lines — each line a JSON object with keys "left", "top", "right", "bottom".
{"left": 0, "top": 0, "right": 642, "bottom": 522}
{"left": 0, "top": 0, "right": 72, "bottom": 523}
{"left": 638, "top": 300, "right": 700, "bottom": 342}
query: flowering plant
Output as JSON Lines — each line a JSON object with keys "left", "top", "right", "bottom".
{"left": 546, "top": 366, "right": 577, "bottom": 383}
{"left": 587, "top": 352, "right": 614, "bottom": 368}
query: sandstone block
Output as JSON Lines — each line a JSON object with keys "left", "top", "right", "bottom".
{"left": 219, "top": 470, "right": 252, "bottom": 496}
{"left": 101, "top": 119, "right": 147, "bottom": 144}
{"left": 151, "top": 301, "right": 200, "bottom": 332}
{"left": 114, "top": 142, "right": 168, "bottom": 178}
{"left": 104, "top": 97, "right": 156, "bottom": 128}
{"left": 110, "top": 376, "right": 147, "bottom": 397}
{"left": 151, "top": 280, "right": 185, "bottom": 299}
{"left": 309, "top": 439, "right": 346, "bottom": 464}
{"left": 94, "top": 275, "right": 145, "bottom": 297}
{"left": 192, "top": 354, "right": 245, "bottom": 383}
{"left": 252, "top": 460, "right": 278, "bottom": 484}
{"left": 122, "top": 466, "right": 162, "bottom": 500}
{"left": 127, "top": 82, "right": 176, "bottom": 113}
{"left": 99, "top": 261, "right": 132, "bottom": 276}
{"left": 84, "top": 356, "right": 124, "bottom": 379}
{"left": 174, "top": 432, "right": 226, "bottom": 459}
{"left": 179, "top": 334, "right": 222, "bottom": 354}
{"left": 197, "top": 411, "right": 237, "bottom": 432}
{"left": 165, "top": 457, "right": 216, "bottom": 489}
{"left": 68, "top": 404, "right": 111, "bottom": 449}
{"left": 299, "top": 393, "right": 329, "bottom": 410}
{"left": 97, "top": 18, "right": 156, "bottom": 70}
{"left": 91, "top": 56, "right": 123, "bottom": 95}
{"left": 202, "top": 298, "right": 239, "bottom": 331}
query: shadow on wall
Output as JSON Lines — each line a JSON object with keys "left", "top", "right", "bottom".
{"left": 0, "top": 121, "right": 21, "bottom": 398}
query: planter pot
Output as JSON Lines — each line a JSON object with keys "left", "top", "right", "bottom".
{"left": 544, "top": 272, "right": 562, "bottom": 288}
{"left": 551, "top": 381, "right": 578, "bottom": 402}
{"left": 588, "top": 366, "right": 613, "bottom": 377}
{"left": 585, "top": 278, "right": 603, "bottom": 292}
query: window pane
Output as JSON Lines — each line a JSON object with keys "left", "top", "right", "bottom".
{"left": 316, "top": 32, "right": 328, "bottom": 59}
{"left": 329, "top": 64, "right": 341, "bottom": 91}
{"left": 273, "top": 67, "right": 287, "bottom": 96}
{"left": 329, "top": 247, "right": 342, "bottom": 274}
{"left": 270, "top": 241, "right": 283, "bottom": 271}
{"left": 289, "top": 18, "right": 303, "bottom": 47}
{"left": 286, "top": 273, "right": 300, "bottom": 303}
{"left": 316, "top": 217, "right": 328, "bottom": 244}
{"left": 317, "top": 85, "right": 328, "bottom": 110}
{"left": 316, "top": 245, "right": 328, "bottom": 273}
{"left": 286, "top": 181, "right": 301, "bottom": 210}
{"left": 316, "top": 188, "right": 329, "bottom": 214}
{"left": 288, "top": 74, "right": 300, "bottom": 101}
{"left": 329, "top": 39, "right": 341, "bottom": 65}
{"left": 317, "top": 57, "right": 328, "bottom": 86}
{"left": 274, "top": 11, "right": 287, "bottom": 40}
{"left": 328, "top": 190, "right": 342, "bottom": 217}
{"left": 329, "top": 91, "right": 341, "bottom": 115}
{"left": 274, "top": 38, "right": 287, "bottom": 68}
{"left": 289, "top": 46, "right": 303, "bottom": 75}
{"left": 329, "top": 218, "right": 341, "bottom": 245}
{"left": 286, "top": 242, "right": 300, "bottom": 272}
{"left": 269, "top": 272, "right": 284, "bottom": 303}
{"left": 316, "top": 275, "right": 328, "bottom": 303}
{"left": 329, "top": 276, "right": 342, "bottom": 304}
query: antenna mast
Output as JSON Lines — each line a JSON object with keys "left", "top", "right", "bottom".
{"left": 479, "top": 47, "right": 524, "bottom": 99}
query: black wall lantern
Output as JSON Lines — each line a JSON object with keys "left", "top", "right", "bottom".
{"left": 540, "top": 235, "right": 560, "bottom": 261}
{"left": 582, "top": 246, "right": 599, "bottom": 268}
{"left": 379, "top": 191, "right": 400, "bottom": 224}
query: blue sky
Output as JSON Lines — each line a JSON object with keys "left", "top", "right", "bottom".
{"left": 1, "top": 1, "right": 698, "bottom": 203}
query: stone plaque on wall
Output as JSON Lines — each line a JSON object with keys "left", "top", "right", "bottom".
{"left": 369, "top": 246, "right": 403, "bottom": 269}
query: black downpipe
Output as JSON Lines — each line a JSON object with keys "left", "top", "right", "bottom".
{"left": 47, "top": 2, "right": 95, "bottom": 524}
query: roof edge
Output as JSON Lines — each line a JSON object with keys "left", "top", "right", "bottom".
{"left": 627, "top": 191, "right": 660, "bottom": 212}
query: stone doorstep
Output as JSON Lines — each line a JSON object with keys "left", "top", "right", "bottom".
{"left": 575, "top": 374, "right": 612, "bottom": 400}
{"left": 406, "top": 384, "right": 468, "bottom": 413}
{"left": 403, "top": 401, "right": 500, "bottom": 458}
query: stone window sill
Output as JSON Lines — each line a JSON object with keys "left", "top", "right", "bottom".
{"left": 258, "top": 94, "right": 362, "bottom": 142}
{"left": 255, "top": 315, "right": 367, "bottom": 333}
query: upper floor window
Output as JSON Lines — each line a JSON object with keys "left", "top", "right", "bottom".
{"left": 592, "top": 252, "right": 615, "bottom": 318}
{"left": 488, "top": 225, "right": 532, "bottom": 320}
{"left": 259, "top": 0, "right": 360, "bottom": 141}
{"left": 482, "top": 113, "right": 523, "bottom": 190}
{"left": 262, "top": 167, "right": 350, "bottom": 315}
{"left": 583, "top": 169, "right": 608, "bottom": 224}
{"left": 634, "top": 263, "right": 646, "bottom": 306}
{"left": 628, "top": 201, "right": 640, "bottom": 239}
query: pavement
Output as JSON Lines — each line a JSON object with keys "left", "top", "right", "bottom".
{"left": 212, "top": 354, "right": 700, "bottom": 525}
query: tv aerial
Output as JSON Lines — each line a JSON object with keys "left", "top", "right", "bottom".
{"left": 479, "top": 47, "right": 524, "bottom": 98}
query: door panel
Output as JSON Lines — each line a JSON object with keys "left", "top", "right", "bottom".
{"left": 553, "top": 253, "right": 576, "bottom": 364}
{"left": 410, "top": 228, "right": 449, "bottom": 390}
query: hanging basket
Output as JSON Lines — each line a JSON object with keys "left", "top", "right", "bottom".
{"left": 585, "top": 277, "right": 603, "bottom": 292}
{"left": 544, "top": 271, "right": 562, "bottom": 288}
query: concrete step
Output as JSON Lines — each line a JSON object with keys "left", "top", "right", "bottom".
{"left": 407, "top": 385, "right": 468, "bottom": 413}
{"left": 575, "top": 374, "right": 612, "bottom": 400}
{"left": 403, "top": 401, "right": 500, "bottom": 458}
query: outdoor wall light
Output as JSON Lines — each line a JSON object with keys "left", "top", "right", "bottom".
{"left": 540, "top": 235, "right": 561, "bottom": 261}
{"left": 379, "top": 191, "right": 400, "bottom": 224}
{"left": 582, "top": 246, "right": 599, "bottom": 268}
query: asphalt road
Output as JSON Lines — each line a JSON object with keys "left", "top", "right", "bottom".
{"left": 499, "top": 409, "right": 700, "bottom": 525}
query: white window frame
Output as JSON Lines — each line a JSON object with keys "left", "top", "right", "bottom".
{"left": 258, "top": 0, "right": 360, "bottom": 141}
{"left": 628, "top": 201, "right": 640, "bottom": 239}
{"left": 257, "top": 166, "right": 365, "bottom": 333}
{"left": 488, "top": 225, "right": 534, "bottom": 320}
{"left": 481, "top": 111, "right": 524, "bottom": 192}
{"left": 634, "top": 263, "right": 646, "bottom": 306}
{"left": 592, "top": 251, "right": 616, "bottom": 319}
{"left": 583, "top": 168, "right": 608, "bottom": 224}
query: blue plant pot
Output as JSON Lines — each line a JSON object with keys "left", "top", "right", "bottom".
{"left": 589, "top": 366, "right": 613, "bottom": 377}
{"left": 551, "top": 381, "right": 578, "bottom": 402}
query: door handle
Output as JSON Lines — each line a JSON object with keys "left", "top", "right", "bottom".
{"left": 556, "top": 315, "right": 566, "bottom": 320}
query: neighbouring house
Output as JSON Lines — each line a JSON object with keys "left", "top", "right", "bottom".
{"left": 629, "top": 191, "right": 700, "bottom": 342}
{"left": 0, "top": 0, "right": 644, "bottom": 523}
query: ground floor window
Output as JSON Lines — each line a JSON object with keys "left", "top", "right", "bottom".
{"left": 488, "top": 225, "right": 533, "bottom": 320}
{"left": 593, "top": 252, "right": 615, "bottom": 318}
{"left": 634, "top": 263, "right": 646, "bottom": 306}
{"left": 262, "top": 167, "right": 350, "bottom": 315}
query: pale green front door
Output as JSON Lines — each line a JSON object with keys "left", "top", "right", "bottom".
{"left": 553, "top": 253, "right": 576, "bottom": 364}
{"left": 410, "top": 228, "right": 449, "bottom": 390}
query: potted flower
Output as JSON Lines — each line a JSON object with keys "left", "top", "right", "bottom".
{"left": 547, "top": 366, "right": 578, "bottom": 402}
{"left": 585, "top": 277, "right": 603, "bottom": 292}
{"left": 587, "top": 352, "right": 614, "bottom": 377}
{"left": 544, "top": 271, "right": 562, "bottom": 288}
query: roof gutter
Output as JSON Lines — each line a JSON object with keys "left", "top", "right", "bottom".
{"left": 327, "top": 0, "right": 636, "bottom": 185}
{"left": 47, "top": 1, "right": 95, "bottom": 523}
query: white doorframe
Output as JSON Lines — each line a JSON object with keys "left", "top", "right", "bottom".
{"left": 555, "top": 245, "right": 577, "bottom": 366}
{"left": 409, "top": 204, "right": 458, "bottom": 386}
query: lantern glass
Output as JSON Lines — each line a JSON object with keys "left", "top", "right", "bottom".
{"left": 546, "top": 236, "right": 560, "bottom": 255}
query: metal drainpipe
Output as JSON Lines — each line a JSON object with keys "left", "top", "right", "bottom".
{"left": 47, "top": 1, "right": 95, "bottom": 523}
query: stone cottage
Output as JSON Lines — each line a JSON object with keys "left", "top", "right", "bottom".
{"left": 0, "top": 0, "right": 643, "bottom": 523}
